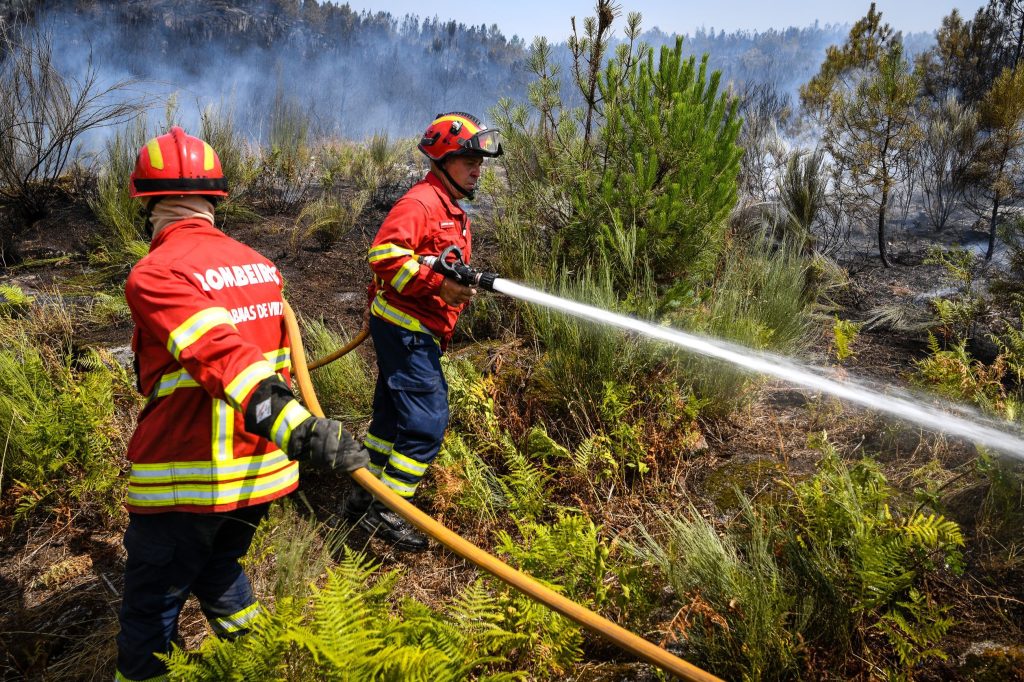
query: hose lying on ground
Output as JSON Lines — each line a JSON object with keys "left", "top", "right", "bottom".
{"left": 282, "top": 300, "right": 722, "bottom": 682}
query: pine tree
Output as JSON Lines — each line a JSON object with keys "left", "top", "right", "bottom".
{"left": 801, "top": 4, "right": 920, "bottom": 267}
{"left": 969, "top": 65, "right": 1024, "bottom": 260}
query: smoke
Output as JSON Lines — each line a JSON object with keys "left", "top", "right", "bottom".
{"left": 16, "top": 0, "right": 531, "bottom": 151}
{"left": 11, "top": 1, "right": 937, "bottom": 154}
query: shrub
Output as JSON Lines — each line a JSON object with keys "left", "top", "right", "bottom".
{"left": 913, "top": 334, "right": 1011, "bottom": 416}
{"left": 302, "top": 318, "right": 373, "bottom": 423}
{"left": 351, "top": 131, "right": 415, "bottom": 207}
{"left": 665, "top": 232, "right": 813, "bottom": 414}
{"left": 776, "top": 148, "right": 828, "bottom": 253}
{"left": 440, "top": 356, "right": 551, "bottom": 523}
{"left": 0, "top": 298, "right": 139, "bottom": 521}
{"left": 198, "top": 101, "right": 261, "bottom": 225}
{"left": 88, "top": 116, "right": 151, "bottom": 275}
{"left": 293, "top": 192, "right": 368, "bottom": 251}
{"left": 495, "top": 512, "right": 646, "bottom": 617}
{"left": 923, "top": 245, "right": 985, "bottom": 343}
{"left": 629, "top": 436, "right": 964, "bottom": 678}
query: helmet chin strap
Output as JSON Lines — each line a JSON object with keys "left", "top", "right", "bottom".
{"left": 436, "top": 159, "right": 475, "bottom": 200}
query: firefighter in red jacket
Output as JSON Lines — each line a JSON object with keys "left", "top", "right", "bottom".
{"left": 343, "top": 112, "right": 502, "bottom": 550}
{"left": 115, "top": 127, "right": 368, "bottom": 682}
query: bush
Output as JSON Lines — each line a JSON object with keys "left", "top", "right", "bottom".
{"left": 302, "top": 318, "right": 373, "bottom": 423}
{"left": 88, "top": 116, "right": 151, "bottom": 275}
{"left": 350, "top": 131, "right": 415, "bottom": 208}
{"left": 293, "top": 192, "right": 368, "bottom": 251}
{"left": 665, "top": 232, "right": 813, "bottom": 414}
{"left": 0, "top": 297, "right": 139, "bottom": 521}
{"left": 629, "top": 435, "right": 964, "bottom": 679}
{"left": 199, "top": 101, "right": 261, "bottom": 224}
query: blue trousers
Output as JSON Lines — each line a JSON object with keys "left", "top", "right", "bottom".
{"left": 115, "top": 504, "right": 268, "bottom": 681}
{"left": 364, "top": 315, "right": 449, "bottom": 499}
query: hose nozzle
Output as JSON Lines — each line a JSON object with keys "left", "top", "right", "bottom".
{"left": 419, "top": 245, "right": 499, "bottom": 292}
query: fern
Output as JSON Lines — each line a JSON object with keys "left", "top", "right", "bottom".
{"left": 496, "top": 438, "right": 550, "bottom": 521}
{"left": 832, "top": 316, "right": 861, "bottom": 361}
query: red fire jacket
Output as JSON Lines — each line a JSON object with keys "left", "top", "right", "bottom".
{"left": 124, "top": 219, "right": 299, "bottom": 513}
{"left": 367, "top": 171, "right": 471, "bottom": 345}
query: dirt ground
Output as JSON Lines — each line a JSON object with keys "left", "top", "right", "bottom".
{"left": 1, "top": 188, "right": 1023, "bottom": 680}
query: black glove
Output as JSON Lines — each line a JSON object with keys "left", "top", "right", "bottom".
{"left": 244, "top": 376, "right": 367, "bottom": 471}
{"left": 287, "top": 417, "right": 370, "bottom": 472}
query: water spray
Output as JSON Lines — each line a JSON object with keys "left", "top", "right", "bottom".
{"left": 419, "top": 247, "right": 1024, "bottom": 458}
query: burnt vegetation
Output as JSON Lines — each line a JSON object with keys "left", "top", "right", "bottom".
{"left": 2, "top": 1, "right": 1024, "bottom": 680}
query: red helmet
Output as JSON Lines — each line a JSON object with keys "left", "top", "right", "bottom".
{"left": 418, "top": 112, "right": 503, "bottom": 163}
{"left": 130, "top": 126, "right": 229, "bottom": 198}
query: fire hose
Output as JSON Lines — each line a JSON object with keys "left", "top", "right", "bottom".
{"left": 281, "top": 247, "right": 722, "bottom": 682}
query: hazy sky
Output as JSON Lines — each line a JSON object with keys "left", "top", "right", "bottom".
{"left": 349, "top": 1, "right": 988, "bottom": 40}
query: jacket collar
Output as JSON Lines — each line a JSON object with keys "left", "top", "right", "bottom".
{"left": 149, "top": 218, "right": 218, "bottom": 251}
{"left": 425, "top": 170, "right": 464, "bottom": 216}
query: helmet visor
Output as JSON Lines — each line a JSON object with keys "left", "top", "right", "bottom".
{"left": 461, "top": 129, "right": 503, "bottom": 156}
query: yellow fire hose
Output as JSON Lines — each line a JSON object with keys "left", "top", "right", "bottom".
{"left": 282, "top": 300, "right": 722, "bottom": 682}
{"left": 307, "top": 327, "right": 370, "bottom": 371}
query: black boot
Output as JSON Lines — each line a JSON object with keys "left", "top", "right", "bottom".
{"left": 358, "top": 500, "right": 429, "bottom": 551}
{"left": 342, "top": 484, "right": 373, "bottom": 522}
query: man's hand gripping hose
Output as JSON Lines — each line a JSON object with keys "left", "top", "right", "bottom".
{"left": 282, "top": 298, "right": 722, "bottom": 682}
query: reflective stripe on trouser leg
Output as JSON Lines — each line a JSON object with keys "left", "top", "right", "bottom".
{"left": 208, "top": 601, "right": 263, "bottom": 636}
{"left": 368, "top": 316, "right": 449, "bottom": 501}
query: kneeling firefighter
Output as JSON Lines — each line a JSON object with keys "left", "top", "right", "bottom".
{"left": 115, "top": 127, "right": 368, "bottom": 681}
{"left": 344, "top": 112, "right": 503, "bottom": 550}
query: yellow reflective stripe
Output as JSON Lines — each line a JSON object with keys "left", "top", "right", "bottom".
{"left": 370, "top": 292, "right": 439, "bottom": 342}
{"left": 390, "top": 258, "right": 421, "bottom": 293}
{"left": 115, "top": 670, "right": 169, "bottom": 682}
{"left": 167, "top": 307, "right": 236, "bottom": 359}
{"left": 364, "top": 433, "right": 393, "bottom": 456}
{"left": 224, "top": 360, "right": 277, "bottom": 410}
{"left": 126, "top": 461, "right": 299, "bottom": 507}
{"left": 368, "top": 243, "right": 415, "bottom": 263}
{"left": 145, "top": 349, "right": 289, "bottom": 406}
{"left": 265, "top": 347, "right": 290, "bottom": 372}
{"left": 145, "top": 138, "right": 164, "bottom": 170}
{"left": 380, "top": 471, "right": 417, "bottom": 497}
{"left": 388, "top": 450, "right": 427, "bottom": 477}
{"left": 210, "top": 602, "right": 262, "bottom": 635}
{"left": 433, "top": 114, "right": 480, "bottom": 135}
{"left": 129, "top": 451, "right": 290, "bottom": 484}
{"left": 271, "top": 400, "right": 311, "bottom": 453}
{"left": 367, "top": 461, "right": 384, "bottom": 477}
{"left": 212, "top": 399, "right": 234, "bottom": 461}
{"left": 146, "top": 367, "right": 200, "bottom": 405}
{"left": 202, "top": 141, "right": 215, "bottom": 171}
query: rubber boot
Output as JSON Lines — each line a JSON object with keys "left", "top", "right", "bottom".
{"left": 357, "top": 500, "right": 429, "bottom": 551}
{"left": 342, "top": 484, "right": 373, "bottom": 522}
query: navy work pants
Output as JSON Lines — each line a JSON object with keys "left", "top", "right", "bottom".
{"left": 115, "top": 504, "right": 268, "bottom": 681}
{"left": 363, "top": 315, "right": 449, "bottom": 499}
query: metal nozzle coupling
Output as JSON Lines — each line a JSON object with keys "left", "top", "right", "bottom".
{"left": 418, "top": 246, "right": 499, "bottom": 291}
